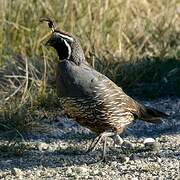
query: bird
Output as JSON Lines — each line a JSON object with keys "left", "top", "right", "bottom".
{"left": 40, "top": 17, "right": 168, "bottom": 161}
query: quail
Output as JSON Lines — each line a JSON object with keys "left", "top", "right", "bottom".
{"left": 40, "top": 18, "right": 168, "bottom": 161}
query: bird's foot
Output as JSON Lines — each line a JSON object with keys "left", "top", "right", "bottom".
{"left": 86, "top": 132, "right": 116, "bottom": 163}
{"left": 112, "top": 134, "right": 124, "bottom": 147}
{"left": 86, "top": 132, "right": 114, "bottom": 153}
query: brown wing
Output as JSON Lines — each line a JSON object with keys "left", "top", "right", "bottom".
{"left": 59, "top": 62, "right": 166, "bottom": 127}
{"left": 60, "top": 74, "right": 139, "bottom": 133}
{"left": 95, "top": 75, "right": 167, "bottom": 123}
{"left": 94, "top": 75, "right": 140, "bottom": 117}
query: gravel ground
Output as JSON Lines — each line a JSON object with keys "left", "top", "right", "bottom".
{"left": 0, "top": 97, "right": 179, "bottom": 179}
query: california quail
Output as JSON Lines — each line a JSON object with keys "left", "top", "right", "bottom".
{"left": 40, "top": 18, "right": 168, "bottom": 161}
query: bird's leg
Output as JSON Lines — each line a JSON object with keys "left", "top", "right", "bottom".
{"left": 102, "top": 136, "right": 107, "bottom": 162}
{"left": 87, "top": 132, "right": 114, "bottom": 154}
{"left": 86, "top": 134, "right": 104, "bottom": 153}
{"left": 112, "top": 134, "right": 124, "bottom": 147}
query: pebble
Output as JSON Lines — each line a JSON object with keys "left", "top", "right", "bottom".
{"left": 130, "top": 154, "right": 140, "bottom": 161}
{"left": 121, "top": 140, "right": 134, "bottom": 150}
{"left": 36, "top": 142, "right": 49, "bottom": 151}
{"left": 74, "top": 166, "right": 88, "bottom": 174}
{"left": 157, "top": 157, "right": 162, "bottom": 163}
{"left": 99, "top": 171, "right": 106, "bottom": 176}
{"left": 143, "top": 138, "right": 155, "bottom": 145}
{"left": 11, "top": 168, "right": 23, "bottom": 176}
{"left": 131, "top": 178, "right": 138, "bottom": 180}
{"left": 144, "top": 138, "right": 160, "bottom": 151}
{"left": 66, "top": 167, "right": 73, "bottom": 175}
{"left": 118, "top": 155, "right": 130, "bottom": 163}
{"left": 93, "top": 169, "right": 99, "bottom": 175}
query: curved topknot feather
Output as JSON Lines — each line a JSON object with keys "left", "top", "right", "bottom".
{"left": 40, "top": 17, "right": 55, "bottom": 32}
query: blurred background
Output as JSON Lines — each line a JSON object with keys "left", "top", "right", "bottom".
{"left": 0, "top": 0, "right": 179, "bottom": 135}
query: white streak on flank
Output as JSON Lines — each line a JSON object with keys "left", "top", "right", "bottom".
{"left": 94, "top": 94, "right": 100, "bottom": 99}
{"left": 83, "top": 105, "right": 90, "bottom": 109}
{"left": 95, "top": 108, "right": 102, "bottom": 112}
{"left": 97, "top": 101, "right": 103, "bottom": 105}
{"left": 109, "top": 106, "right": 117, "bottom": 110}
{"left": 104, "top": 94, "right": 110, "bottom": 98}
{"left": 90, "top": 104, "right": 96, "bottom": 108}
{"left": 115, "top": 97, "right": 123, "bottom": 100}
{"left": 102, "top": 79, "right": 108, "bottom": 83}
{"left": 110, "top": 93, "right": 119, "bottom": 97}
{"left": 126, "top": 107, "right": 136, "bottom": 112}
{"left": 111, "top": 101, "right": 120, "bottom": 105}
{"left": 118, "top": 94, "right": 127, "bottom": 98}
{"left": 75, "top": 104, "right": 82, "bottom": 108}
{"left": 104, "top": 104, "right": 112, "bottom": 107}
{"left": 76, "top": 99, "right": 85, "bottom": 103}
{"left": 120, "top": 122, "right": 131, "bottom": 127}
{"left": 87, "top": 97, "right": 92, "bottom": 100}
{"left": 103, "top": 88, "right": 110, "bottom": 92}
{"left": 113, "top": 110, "right": 122, "bottom": 114}
{"left": 94, "top": 86, "right": 99, "bottom": 90}
{"left": 117, "top": 102, "right": 126, "bottom": 106}
{"left": 98, "top": 84, "right": 107, "bottom": 89}
{"left": 79, "top": 107, "right": 85, "bottom": 111}
{"left": 115, "top": 111, "right": 124, "bottom": 115}
{"left": 59, "top": 33, "right": 74, "bottom": 42}
{"left": 64, "top": 40, "right": 71, "bottom": 59}
{"left": 118, "top": 112, "right": 132, "bottom": 116}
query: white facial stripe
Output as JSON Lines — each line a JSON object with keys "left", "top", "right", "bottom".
{"left": 59, "top": 33, "right": 74, "bottom": 42}
{"left": 64, "top": 39, "right": 72, "bottom": 59}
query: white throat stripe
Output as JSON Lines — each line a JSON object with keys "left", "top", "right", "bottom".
{"left": 64, "top": 40, "right": 72, "bottom": 59}
{"left": 60, "top": 33, "right": 74, "bottom": 42}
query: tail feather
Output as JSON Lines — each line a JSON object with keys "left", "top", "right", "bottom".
{"left": 136, "top": 104, "right": 168, "bottom": 123}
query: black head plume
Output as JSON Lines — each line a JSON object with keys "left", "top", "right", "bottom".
{"left": 40, "top": 17, "right": 55, "bottom": 32}
{"left": 40, "top": 17, "right": 85, "bottom": 64}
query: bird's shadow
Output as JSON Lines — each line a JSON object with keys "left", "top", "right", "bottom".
{"left": 0, "top": 110, "right": 179, "bottom": 171}
{"left": 0, "top": 145, "right": 178, "bottom": 173}
{"left": 0, "top": 129, "right": 179, "bottom": 172}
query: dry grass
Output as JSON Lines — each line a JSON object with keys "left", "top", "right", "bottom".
{"left": 0, "top": 0, "right": 179, "bottom": 137}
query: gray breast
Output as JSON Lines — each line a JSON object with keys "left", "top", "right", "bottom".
{"left": 56, "top": 61, "right": 102, "bottom": 98}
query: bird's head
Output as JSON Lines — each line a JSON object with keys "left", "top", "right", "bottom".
{"left": 40, "top": 17, "right": 85, "bottom": 65}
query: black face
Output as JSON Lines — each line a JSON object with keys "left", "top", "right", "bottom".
{"left": 45, "top": 30, "right": 85, "bottom": 65}
{"left": 46, "top": 31, "right": 74, "bottom": 60}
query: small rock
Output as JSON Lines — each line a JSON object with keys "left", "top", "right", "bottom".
{"left": 124, "top": 157, "right": 130, "bottom": 163}
{"left": 37, "top": 142, "right": 49, "bottom": 151}
{"left": 118, "top": 155, "right": 130, "bottom": 163}
{"left": 66, "top": 167, "right": 73, "bottom": 175}
{"left": 74, "top": 166, "right": 88, "bottom": 174}
{"left": 121, "top": 140, "right": 134, "bottom": 150}
{"left": 99, "top": 171, "right": 106, "bottom": 176}
{"left": 130, "top": 154, "right": 140, "bottom": 161}
{"left": 93, "top": 169, "right": 99, "bottom": 175}
{"left": 143, "top": 138, "right": 155, "bottom": 145}
{"left": 11, "top": 168, "right": 23, "bottom": 176}
{"left": 144, "top": 138, "right": 160, "bottom": 151}
{"left": 131, "top": 178, "right": 138, "bottom": 180}
{"left": 157, "top": 157, "right": 162, "bottom": 163}
{"left": 113, "top": 135, "right": 124, "bottom": 146}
